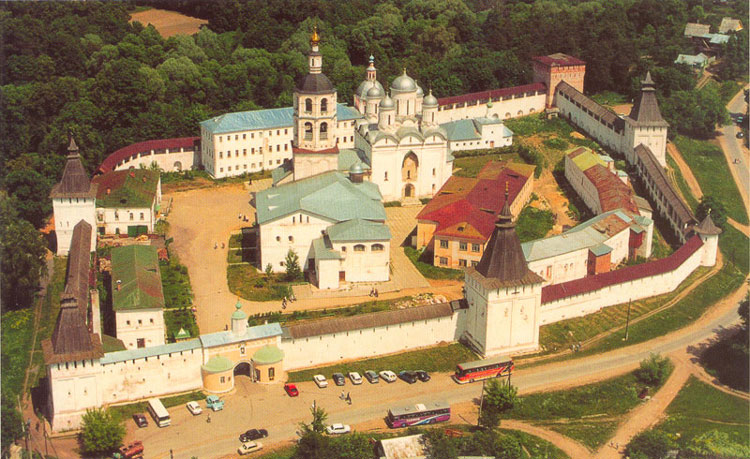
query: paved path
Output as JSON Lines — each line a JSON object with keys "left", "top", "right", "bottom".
{"left": 716, "top": 85, "right": 750, "bottom": 219}
{"left": 384, "top": 205, "right": 430, "bottom": 290}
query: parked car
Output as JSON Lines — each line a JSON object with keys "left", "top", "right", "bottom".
{"left": 398, "top": 371, "right": 418, "bottom": 384}
{"left": 348, "top": 372, "right": 363, "bottom": 385}
{"left": 132, "top": 413, "right": 148, "bottom": 428}
{"left": 332, "top": 373, "right": 346, "bottom": 386}
{"left": 313, "top": 374, "right": 328, "bottom": 388}
{"left": 186, "top": 401, "right": 202, "bottom": 415}
{"left": 379, "top": 370, "right": 397, "bottom": 383}
{"left": 364, "top": 370, "right": 379, "bottom": 383}
{"left": 117, "top": 441, "right": 144, "bottom": 459}
{"left": 416, "top": 370, "right": 431, "bottom": 382}
{"left": 737, "top": 131, "right": 745, "bottom": 139}
{"left": 206, "top": 395, "right": 224, "bottom": 411}
{"left": 239, "top": 428, "right": 269, "bottom": 442}
{"left": 284, "top": 383, "right": 299, "bottom": 397}
{"left": 326, "top": 423, "right": 351, "bottom": 435}
{"left": 237, "top": 441, "right": 263, "bottom": 455}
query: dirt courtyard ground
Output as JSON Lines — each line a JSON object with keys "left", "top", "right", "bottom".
{"left": 129, "top": 8, "right": 207, "bottom": 38}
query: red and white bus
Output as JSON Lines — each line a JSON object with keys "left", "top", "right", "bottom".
{"left": 453, "top": 355, "right": 513, "bottom": 384}
{"left": 386, "top": 401, "right": 450, "bottom": 428}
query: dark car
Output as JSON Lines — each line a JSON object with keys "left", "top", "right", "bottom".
{"left": 398, "top": 371, "right": 418, "bottom": 384}
{"left": 332, "top": 373, "right": 346, "bottom": 386}
{"left": 240, "top": 428, "right": 269, "bottom": 442}
{"left": 415, "top": 370, "right": 431, "bottom": 382}
{"left": 132, "top": 413, "right": 148, "bottom": 428}
{"left": 364, "top": 370, "right": 379, "bottom": 384}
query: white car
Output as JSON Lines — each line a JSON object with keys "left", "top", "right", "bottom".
{"left": 237, "top": 441, "right": 263, "bottom": 455}
{"left": 348, "top": 372, "right": 363, "bottom": 385}
{"left": 313, "top": 374, "right": 328, "bottom": 388}
{"left": 379, "top": 370, "right": 397, "bottom": 383}
{"left": 326, "top": 423, "right": 351, "bottom": 435}
{"left": 186, "top": 401, "right": 202, "bottom": 415}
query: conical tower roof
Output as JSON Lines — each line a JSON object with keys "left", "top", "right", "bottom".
{"left": 50, "top": 136, "right": 97, "bottom": 198}
{"left": 693, "top": 213, "right": 722, "bottom": 235}
{"left": 42, "top": 294, "right": 103, "bottom": 365}
{"left": 471, "top": 184, "right": 544, "bottom": 288}
{"left": 628, "top": 72, "right": 668, "bottom": 127}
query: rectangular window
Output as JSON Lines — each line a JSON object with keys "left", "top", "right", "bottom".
{"left": 268, "top": 367, "right": 275, "bottom": 381}
{"left": 439, "top": 239, "right": 448, "bottom": 249}
{"left": 472, "top": 243, "right": 480, "bottom": 252}
{"left": 243, "top": 134, "right": 246, "bottom": 139}
{"left": 129, "top": 213, "right": 134, "bottom": 221}
{"left": 459, "top": 259, "right": 467, "bottom": 267}
{"left": 137, "top": 338, "right": 145, "bottom": 348}
{"left": 284, "top": 129, "right": 288, "bottom": 134}
{"left": 285, "top": 144, "right": 288, "bottom": 151}
{"left": 439, "top": 257, "right": 448, "bottom": 266}
{"left": 243, "top": 149, "right": 247, "bottom": 156}
{"left": 276, "top": 145, "right": 280, "bottom": 152}
{"left": 459, "top": 242, "right": 467, "bottom": 251}
{"left": 251, "top": 147, "right": 255, "bottom": 154}
{"left": 471, "top": 260, "right": 479, "bottom": 267}
{"left": 140, "top": 212, "right": 144, "bottom": 220}
{"left": 235, "top": 135, "right": 238, "bottom": 140}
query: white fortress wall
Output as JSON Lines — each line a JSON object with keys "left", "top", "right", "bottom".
{"left": 435, "top": 92, "right": 546, "bottom": 124}
{"left": 556, "top": 92, "right": 624, "bottom": 154}
{"left": 114, "top": 149, "right": 199, "bottom": 173}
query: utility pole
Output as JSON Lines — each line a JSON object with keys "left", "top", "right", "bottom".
{"left": 624, "top": 299, "right": 632, "bottom": 340}
{"left": 477, "top": 379, "right": 486, "bottom": 427}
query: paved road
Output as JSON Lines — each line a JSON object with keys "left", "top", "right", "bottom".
{"left": 717, "top": 86, "right": 749, "bottom": 212}
{"left": 139, "top": 279, "right": 745, "bottom": 458}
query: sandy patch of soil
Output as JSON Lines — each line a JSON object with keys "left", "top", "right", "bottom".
{"left": 130, "top": 8, "right": 207, "bottom": 38}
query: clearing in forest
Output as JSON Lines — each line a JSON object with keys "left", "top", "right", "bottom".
{"left": 129, "top": 8, "right": 207, "bottom": 38}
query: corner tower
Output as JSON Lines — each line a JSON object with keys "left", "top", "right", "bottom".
{"left": 461, "top": 185, "right": 545, "bottom": 357}
{"left": 625, "top": 72, "right": 669, "bottom": 167}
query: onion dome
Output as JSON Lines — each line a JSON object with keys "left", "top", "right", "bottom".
{"left": 391, "top": 69, "right": 417, "bottom": 92}
{"left": 416, "top": 83, "right": 424, "bottom": 96}
{"left": 349, "top": 162, "right": 364, "bottom": 174}
{"left": 423, "top": 89, "right": 438, "bottom": 107}
{"left": 380, "top": 95, "right": 395, "bottom": 109}
{"left": 356, "top": 80, "right": 385, "bottom": 98}
{"left": 297, "top": 73, "right": 334, "bottom": 93}
{"left": 367, "top": 85, "right": 384, "bottom": 98}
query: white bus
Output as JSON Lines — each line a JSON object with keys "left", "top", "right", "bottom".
{"left": 147, "top": 398, "right": 171, "bottom": 427}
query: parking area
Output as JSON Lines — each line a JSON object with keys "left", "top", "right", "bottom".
{"left": 127, "top": 370, "right": 460, "bottom": 458}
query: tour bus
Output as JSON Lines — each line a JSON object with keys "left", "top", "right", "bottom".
{"left": 453, "top": 355, "right": 513, "bottom": 384}
{"left": 147, "top": 398, "right": 171, "bottom": 427}
{"left": 386, "top": 401, "right": 450, "bottom": 428}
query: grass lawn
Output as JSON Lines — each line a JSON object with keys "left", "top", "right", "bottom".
{"left": 227, "top": 264, "right": 295, "bottom": 301}
{"left": 160, "top": 255, "right": 193, "bottom": 309}
{"left": 665, "top": 153, "right": 699, "bottom": 212}
{"left": 287, "top": 342, "right": 477, "bottom": 383}
{"left": 590, "top": 91, "right": 627, "bottom": 107}
{"left": 516, "top": 206, "right": 555, "bottom": 242}
{"left": 247, "top": 296, "right": 411, "bottom": 327}
{"left": 650, "top": 226, "right": 675, "bottom": 259}
{"left": 652, "top": 377, "right": 749, "bottom": 451}
{"left": 500, "top": 428, "right": 570, "bottom": 459}
{"left": 505, "top": 115, "right": 600, "bottom": 149}
{"left": 404, "top": 246, "right": 464, "bottom": 280}
{"left": 504, "top": 368, "right": 672, "bottom": 450}
{"left": 673, "top": 134, "right": 748, "bottom": 225}
{"left": 110, "top": 390, "right": 205, "bottom": 423}
{"left": 164, "top": 308, "right": 199, "bottom": 342}
{"left": 453, "top": 152, "right": 522, "bottom": 177}
{"left": 227, "top": 247, "right": 255, "bottom": 264}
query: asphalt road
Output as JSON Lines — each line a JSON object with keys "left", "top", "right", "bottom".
{"left": 140, "top": 287, "right": 743, "bottom": 459}
{"left": 720, "top": 87, "right": 749, "bottom": 208}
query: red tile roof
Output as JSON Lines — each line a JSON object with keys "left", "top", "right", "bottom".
{"left": 583, "top": 164, "right": 640, "bottom": 214}
{"left": 438, "top": 82, "right": 546, "bottom": 107}
{"left": 541, "top": 235, "right": 703, "bottom": 304}
{"left": 98, "top": 137, "right": 199, "bottom": 174}
{"left": 533, "top": 53, "right": 586, "bottom": 67}
{"left": 417, "top": 162, "right": 531, "bottom": 241}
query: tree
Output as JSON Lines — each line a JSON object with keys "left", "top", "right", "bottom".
{"left": 4, "top": 167, "right": 52, "bottom": 229}
{"left": 635, "top": 354, "right": 672, "bottom": 386}
{"left": 479, "top": 379, "right": 517, "bottom": 429}
{"left": 294, "top": 404, "right": 332, "bottom": 459}
{"left": 739, "top": 295, "right": 749, "bottom": 332}
{"left": 1, "top": 395, "right": 23, "bottom": 456}
{"left": 285, "top": 248, "right": 302, "bottom": 281}
{"left": 696, "top": 195, "right": 728, "bottom": 229}
{"left": 79, "top": 408, "right": 125, "bottom": 456}
{"left": 422, "top": 429, "right": 459, "bottom": 459}
{"left": 626, "top": 430, "right": 676, "bottom": 459}
{"left": 265, "top": 263, "right": 274, "bottom": 278}
{"left": 459, "top": 430, "right": 522, "bottom": 459}
{"left": 687, "top": 429, "right": 750, "bottom": 457}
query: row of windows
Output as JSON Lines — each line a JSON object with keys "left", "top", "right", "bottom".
{"left": 439, "top": 257, "right": 478, "bottom": 267}
{"left": 219, "top": 160, "right": 281, "bottom": 173}
{"left": 219, "top": 145, "right": 288, "bottom": 159}
{"left": 114, "top": 212, "right": 146, "bottom": 221}
{"left": 438, "top": 239, "right": 481, "bottom": 252}
{"left": 219, "top": 129, "right": 288, "bottom": 142}
{"left": 59, "top": 198, "right": 90, "bottom": 204}
{"left": 125, "top": 318, "right": 155, "bottom": 326}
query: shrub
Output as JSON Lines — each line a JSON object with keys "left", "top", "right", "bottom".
{"left": 636, "top": 354, "right": 673, "bottom": 386}
{"left": 626, "top": 430, "right": 676, "bottom": 459}
{"left": 80, "top": 408, "right": 125, "bottom": 456}
{"left": 542, "top": 138, "right": 569, "bottom": 150}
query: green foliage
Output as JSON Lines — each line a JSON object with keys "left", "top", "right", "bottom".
{"left": 154, "top": 219, "right": 170, "bottom": 236}
{"left": 660, "top": 84, "right": 729, "bottom": 139}
{"left": 687, "top": 430, "right": 750, "bottom": 457}
{"left": 479, "top": 379, "right": 517, "bottom": 429}
{"left": 542, "top": 138, "right": 569, "bottom": 150}
{"left": 285, "top": 249, "right": 302, "bottom": 281}
{"left": 4, "top": 168, "right": 52, "bottom": 228}
{"left": 164, "top": 308, "right": 199, "bottom": 342}
{"left": 403, "top": 247, "right": 464, "bottom": 280}
{"left": 247, "top": 297, "right": 397, "bottom": 327}
{"left": 516, "top": 144, "right": 545, "bottom": 178}
{"left": 383, "top": 201, "right": 402, "bottom": 207}
{"left": 696, "top": 195, "right": 727, "bottom": 229}
{"left": 699, "top": 297, "right": 749, "bottom": 391}
{"left": 718, "top": 29, "right": 749, "bottom": 81}
{"left": 635, "top": 354, "right": 673, "bottom": 386}
{"left": 422, "top": 429, "right": 459, "bottom": 459}
{"left": 515, "top": 206, "right": 555, "bottom": 242}
{"left": 625, "top": 430, "right": 676, "bottom": 459}
{"left": 265, "top": 263, "right": 273, "bottom": 277}
{"left": 1, "top": 393, "right": 23, "bottom": 453}
{"left": 298, "top": 404, "right": 328, "bottom": 434}
{"left": 227, "top": 264, "right": 295, "bottom": 301}
{"left": 159, "top": 257, "right": 193, "bottom": 309}
{"left": 665, "top": 154, "right": 698, "bottom": 212}
{"left": 590, "top": 91, "right": 627, "bottom": 106}
{"left": 80, "top": 408, "right": 126, "bottom": 456}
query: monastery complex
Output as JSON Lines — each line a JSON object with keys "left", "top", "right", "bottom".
{"left": 44, "top": 30, "right": 723, "bottom": 432}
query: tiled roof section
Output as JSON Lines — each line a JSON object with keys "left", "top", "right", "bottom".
{"left": 556, "top": 82, "right": 622, "bottom": 128}
{"left": 91, "top": 169, "right": 159, "bottom": 209}
{"left": 43, "top": 296, "right": 103, "bottom": 365}
{"left": 283, "top": 302, "right": 454, "bottom": 339}
{"left": 199, "top": 323, "right": 284, "bottom": 348}
{"left": 200, "top": 104, "right": 361, "bottom": 135}
{"left": 312, "top": 237, "right": 342, "bottom": 260}
{"left": 634, "top": 145, "right": 695, "bottom": 231}
{"left": 256, "top": 171, "right": 385, "bottom": 225}
{"left": 110, "top": 245, "right": 165, "bottom": 311}
{"left": 469, "top": 189, "right": 544, "bottom": 288}
{"left": 684, "top": 23, "right": 711, "bottom": 37}
{"left": 50, "top": 141, "right": 97, "bottom": 198}
{"left": 327, "top": 218, "right": 391, "bottom": 242}
{"left": 66, "top": 220, "right": 93, "bottom": 316}
{"left": 628, "top": 72, "right": 668, "bottom": 127}
{"left": 417, "top": 162, "right": 531, "bottom": 241}
{"left": 437, "top": 82, "right": 546, "bottom": 107}
{"left": 569, "top": 147, "right": 606, "bottom": 171}
{"left": 718, "top": 17, "right": 742, "bottom": 34}
{"left": 97, "top": 137, "right": 199, "bottom": 174}
{"left": 100, "top": 338, "right": 202, "bottom": 364}
{"left": 583, "top": 164, "right": 640, "bottom": 214}
{"left": 533, "top": 53, "right": 586, "bottom": 67}
{"left": 441, "top": 119, "right": 481, "bottom": 141}
{"left": 693, "top": 214, "right": 722, "bottom": 235}
{"left": 541, "top": 235, "right": 703, "bottom": 304}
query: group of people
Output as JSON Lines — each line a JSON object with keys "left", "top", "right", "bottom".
{"left": 339, "top": 391, "right": 352, "bottom": 404}
{"left": 238, "top": 213, "right": 249, "bottom": 222}
{"left": 368, "top": 288, "right": 379, "bottom": 298}
{"left": 281, "top": 295, "right": 296, "bottom": 309}
{"left": 214, "top": 242, "right": 225, "bottom": 249}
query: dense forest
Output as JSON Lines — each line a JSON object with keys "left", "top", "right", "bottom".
{"left": 0, "top": 0, "right": 747, "bottom": 311}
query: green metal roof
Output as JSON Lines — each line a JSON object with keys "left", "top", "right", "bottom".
{"left": 590, "top": 243, "right": 613, "bottom": 256}
{"left": 312, "top": 237, "right": 342, "bottom": 260}
{"left": 327, "top": 218, "right": 391, "bottom": 242}
{"left": 111, "top": 245, "right": 165, "bottom": 311}
{"left": 255, "top": 171, "right": 385, "bottom": 225}
{"left": 337, "top": 148, "right": 371, "bottom": 172}
{"left": 232, "top": 300, "right": 247, "bottom": 320}
{"left": 202, "top": 355, "right": 234, "bottom": 373}
{"left": 92, "top": 169, "right": 159, "bottom": 209}
{"left": 569, "top": 148, "right": 606, "bottom": 172}
{"left": 440, "top": 119, "right": 481, "bottom": 141}
{"left": 252, "top": 344, "right": 284, "bottom": 365}
{"left": 200, "top": 104, "right": 362, "bottom": 135}
{"left": 100, "top": 338, "right": 201, "bottom": 364}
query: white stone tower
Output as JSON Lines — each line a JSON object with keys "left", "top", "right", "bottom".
{"left": 693, "top": 213, "right": 721, "bottom": 267}
{"left": 461, "top": 184, "right": 545, "bottom": 357}
{"left": 625, "top": 72, "right": 669, "bottom": 167}
{"left": 231, "top": 299, "right": 248, "bottom": 335}
{"left": 50, "top": 137, "right": 97, "bottom": 255}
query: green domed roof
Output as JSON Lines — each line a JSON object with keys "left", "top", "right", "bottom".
{"left": 252, "top": 344, "right": 284, "bottom": 365}
{"left": 349, "top": 163, "right": 364, "bottom": 174}
{"left": 232, "top": 300, "right": 247, "bottom": 320}
{"left": 202, "top": 355, "right": 234, "bottom": 373}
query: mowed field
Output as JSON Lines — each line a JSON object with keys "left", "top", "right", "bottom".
{"left": 129, "top": 8, "right": 207, "bottom": 38}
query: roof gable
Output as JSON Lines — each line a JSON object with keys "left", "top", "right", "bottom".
{"left": 92, "top": 169, "right": 159, "bottom": 209}
{"left": 111, "top": 245, "right": 165, "bottom": 311}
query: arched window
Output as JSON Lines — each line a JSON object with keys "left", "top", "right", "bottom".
{"left": 320, "top": 122, "right": 328, "bottom": 139}
{"left": 320, "top": 98, "right": 328, "bottom": 113}
{"left": 371, "top": 244, "right": 384, "bottom": 252}
{"left": 353, "top": 244, "right": 365, "bottom": 252}
{"left": 304, "top": 122, "right": 313, "bottom": 140}
{"left": 305, "top": 98, "right": 312, "bottom": 113}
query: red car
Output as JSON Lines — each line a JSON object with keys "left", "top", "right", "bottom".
{"left": 284, "top": 383, "right": 299, "bottom": 397}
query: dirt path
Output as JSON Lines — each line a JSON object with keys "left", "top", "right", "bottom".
{"left": 534, "top": 170, "right": 577, "bottom": 233}
{"left": 502, "top": 420, "right": 594, "bottom": 458}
